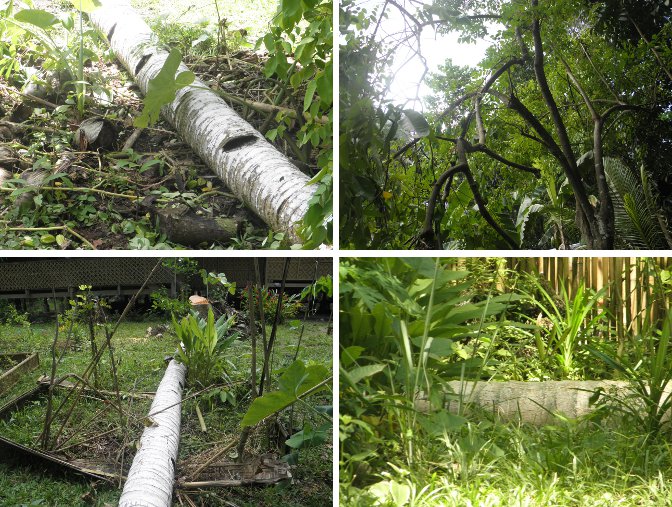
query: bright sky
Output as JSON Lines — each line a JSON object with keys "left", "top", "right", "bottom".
{"left": 356, "top": 0, "right": 499, "bottom": 109}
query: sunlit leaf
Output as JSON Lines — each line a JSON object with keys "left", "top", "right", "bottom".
{"left": 69, "top": 0, "right": 102, "bottom": 13}
{"left": 14, "top": 9, "right": 59, "bottom": 29}
{"left": 135, "top": 49, "right": 195, "bottom": 128}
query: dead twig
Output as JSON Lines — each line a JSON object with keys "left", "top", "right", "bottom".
{"left": 122, "top": 127, "right": 144, "bottom": 151}
{"left": 0, "top": 82, "right": 59, "bottom": 109}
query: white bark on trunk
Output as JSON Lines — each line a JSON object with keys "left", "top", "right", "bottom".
{"left": 88, "top": 1, "right": 315, "bottom": 243}
{"left": 416, "top": 380, "right": 672, "bottom": 425}
{"left": 119, "top": 359, "right": 186, "bottom": 507}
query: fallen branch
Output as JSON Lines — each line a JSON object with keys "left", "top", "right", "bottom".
{"left": 0, "top": 185, "right": 140, "bottom": 201}
{"left": 215, "top": 90, "right": 329, "bottom": 125}
{"left": 0, "top": 82, "right": 59, "bottom": 109}
{"left": 122, "top": 127, "right": 144, "bottom": 151}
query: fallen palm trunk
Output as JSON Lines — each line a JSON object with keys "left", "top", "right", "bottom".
{"left": 119, "top": 359, "right": 186, "bottom": 507}
{"left": 416, "top": 380, "right": 672, "bottom": 425}
{"left": 88, "top": 1, "right": 314, "bottom": 243}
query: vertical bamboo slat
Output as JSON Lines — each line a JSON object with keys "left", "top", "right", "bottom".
{"left": 612, "top": 257, "right": 623, "bottom": 350}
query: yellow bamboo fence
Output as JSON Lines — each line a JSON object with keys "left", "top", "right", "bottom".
{"left": 447, "top": 257, "right": 672, "bottom": 345}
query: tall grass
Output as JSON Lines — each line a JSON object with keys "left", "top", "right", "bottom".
{"left": 588, "top": 307, "right": 672, "bottom": 441}
{"left": 340, "top": 258, "right": 516, "bottom": 496}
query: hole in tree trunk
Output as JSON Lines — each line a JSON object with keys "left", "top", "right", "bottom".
{"left": 135, "top": 54, "right": 153, "bottom": 75}
{"left": 107, "top": 23, "right": 117, "bottom": 41}
{"left": 221, "top": 135, "right": 256, "bottom": 152}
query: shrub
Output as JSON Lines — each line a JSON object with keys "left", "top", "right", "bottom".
{"left": 172, "top": 308, "right": 239, "bottom": 386}
{"left": 150, "top": 288, "right": 191, "bottom": 317}
{"left": 239, "top": 285, "right": 302, "bottom": 322}
{"left": 0, "top": 300, "right": 30, "bottom": 327}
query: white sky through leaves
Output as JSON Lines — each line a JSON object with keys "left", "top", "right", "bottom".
{"left": 356, "top": 0, "right": 497, "bottom": 109}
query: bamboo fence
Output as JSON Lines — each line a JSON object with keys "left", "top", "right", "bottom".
{"left": 449, "top": 257, "right": 672, "bottom": 344}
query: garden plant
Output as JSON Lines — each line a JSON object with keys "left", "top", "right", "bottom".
{"left": 340, "top": 257, "right": 672, "bottom": 506}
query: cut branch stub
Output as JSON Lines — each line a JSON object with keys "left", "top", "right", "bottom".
{"left": 88, "top": 1, "right": 315, "bottom": 243}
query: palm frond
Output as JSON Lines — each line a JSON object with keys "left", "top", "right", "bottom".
{"left": 604, "top": 157, "right": 668, "bottom": 249}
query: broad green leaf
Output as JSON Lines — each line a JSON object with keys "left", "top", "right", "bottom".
{"left": 418, "top": 410, "right": 467, "bottom": 436}
{"left": 340, "top": 345, "right": 364, "bottom": 367}
{"left": 408, "top": 277, "right": 434, "bottom": 297}
{"left": 285, "top": 422, "right": 330, "bottom": 449}
{"left": 135, "top": 49, "right": 195, "bottom": 127}
{"left": 346, "top": 364, "right": 385, "bottom": 384}
{"left": 69, "top": 0, "right": 102, "bottom": 13}
{"left": 241, "top": 360, "right": 329, "bottom": 427}
{"left": 316, "top": 61, "right": 332, "bottom": 106}
{"left": 241, "top": 391, "right": 293, "bottom": 427}
{"left": 303, "top": 79, "right": 317, "bottom": 112}
{"left": 368, "top": 480, "right": 411, "bottom": 507}
{"left": 279, "top": 361, "right": 328, "bottom": 395}
{"left": 411, "top": 336, "right": 455, "bottom": 356}
{"left": 14, "top": 9, "right": 59, "bottom": 29}
{"left": 396, "top": 109, "right": 430, "bottom": 139}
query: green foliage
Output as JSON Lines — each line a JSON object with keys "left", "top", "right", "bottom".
{"left": 286, "top": 420, "right": 331, "bottom": 449}
{"left": 588, "top": 308, "right": 672, "bottom": 441}
{"left": 172, "top": 308, "right": 239, "bottom": 386}
{"left": 135, "top": 48, "right": 195, "bottom": 127}
{"left": 150, "top": 19, "right": 217, "bottom": 57}
{"left": 339, "top": 1, "right": 398, "bottom": 248}
{"left": 60, "top": 284, "right": 108, "bottom": 325}
{"left": 149, "top": 287, "right": 191, "bottom": 318}
{"left": 301, "top": 274, "right": 333, "bottom": 300}
{"left": 162, "top": 257, "right": 200, "bottom": 276}
{"left": 297, "top": 160, "right": 333, "bottom": 248}
{"left": 240, "top": 285, "right": 302, "bottom": 322}
{"left": 69, "top": 0, "right": 102, "bottom": 14}
{"left": 521, "top": 277, "right": 608, "bottom": 379}
{"left": 259, "top": 0, "right": 333, "bottom": 247}
{"left": 340, "top": 257, "right": 518, "bottom": 476}
{"left": 0, "top": 301, "right": 30, "bottom": 327}
{"left": 14, "top": 9, "right": 59, "bottom": 29}
{"left": 199, "top": 270, "right": 236, "bottom": 303}
{"left": 7, "top": 2, "right": 104, "bottom": 116}
{"left": 340, "top": 258, "right": 672, "bottom": 505}
{"left": 241, "top": 359, "right": 329, "bottom": 427}
{"left": 605, "top": 158, "right": 670, "bottom": 249}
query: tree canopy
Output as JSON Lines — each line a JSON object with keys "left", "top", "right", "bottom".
{"left": 340, "top": 0, "right": 672, "bottom": 249}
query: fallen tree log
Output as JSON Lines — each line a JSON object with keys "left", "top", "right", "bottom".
{"left": 154, "top": 203, "right": 240, "bottom": 246}
{"left": 88, "top": 1, "right": 315, "bottom": 243}
{"left": 416, "top": 380, "right": 672, "bottom": 425}
{"left": 119, "top": 359, "right": 186, "bottom": 507}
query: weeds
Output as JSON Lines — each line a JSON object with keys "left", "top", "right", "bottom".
{"left": 521, "top": 277, "right": 609, "bottom": 379}
{"left": 588, "top": 308, "right": 672, "bottom": 442}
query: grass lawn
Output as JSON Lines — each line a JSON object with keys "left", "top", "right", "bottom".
{"left": 0, "top": 316, "right": 332, "bottom": 506}
{"left": 130, "top": 0, "right": 279, "bottom": 43}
